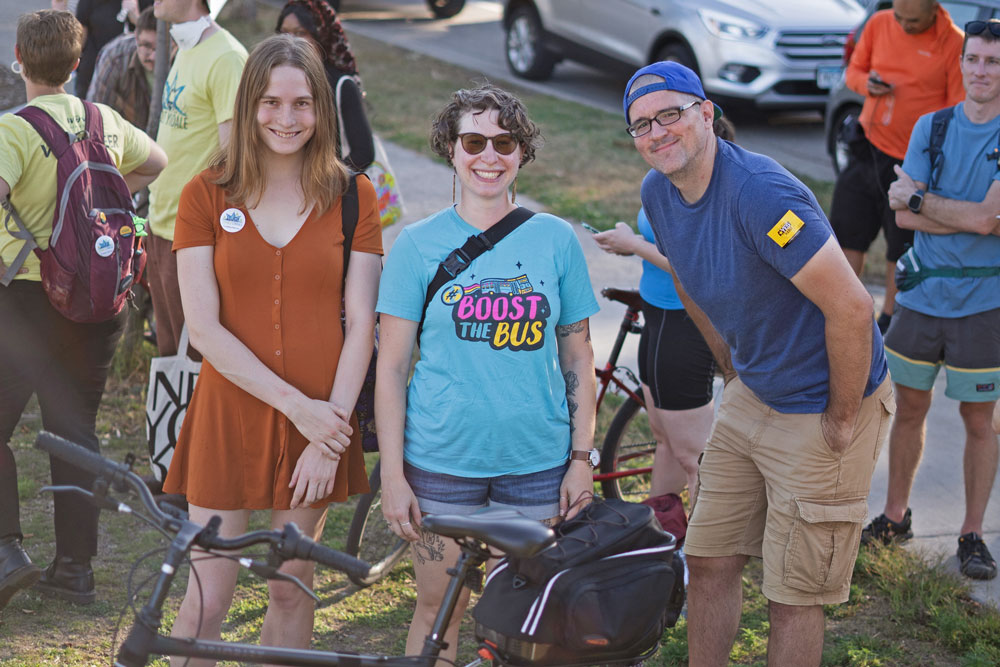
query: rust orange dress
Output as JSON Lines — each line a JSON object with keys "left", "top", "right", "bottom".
{"left": 163, "top": 170, "right": 383, "bottom": 510}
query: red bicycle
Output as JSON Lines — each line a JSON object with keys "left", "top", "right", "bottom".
{"left": 593, "top": 287, "right": 654, "bottom": 504}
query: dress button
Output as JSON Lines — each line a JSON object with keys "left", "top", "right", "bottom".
{"left": 275, "top": 249, "right": 281, "bottom": 256}
{"left": 274, "top": 274, "right": 280, "bottom": 280}
{"left": 275, "top": 350, "right": 281, "bottom": 356}
{"left": 274, "top": 299, "right": 279, "bottom": 305}
{"left": 274, "top": 324, "right": 280, "bottom": 330}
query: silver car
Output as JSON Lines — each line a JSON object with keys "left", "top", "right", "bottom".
{"left": 503, "top": 0, "right": 865, "bottom": 110}
{"left": 824, "top": 0, "right": 998, "bottom": 174}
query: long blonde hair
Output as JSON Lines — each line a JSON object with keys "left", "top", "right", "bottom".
{"left": 210, "top": 34, "right": 348, "bottom": 213}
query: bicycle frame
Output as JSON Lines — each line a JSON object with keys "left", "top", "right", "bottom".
{"left": 117, "top": 532, "right": 490, "bottom": 667}
{"left": 593, "top": 292, "right": 650, "bottom": 485}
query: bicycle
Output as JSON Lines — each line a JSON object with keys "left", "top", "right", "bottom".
{"left": 34, "top": 431, "right": 577, "bottom": 667}
{"left": 592, "top": 287, "right": 654, "bottom": 505}
{"left": 344, "top": 287, "right": 655, "bottom": 588}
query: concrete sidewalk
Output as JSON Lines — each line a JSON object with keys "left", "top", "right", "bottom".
{"left": 379, "top": 138, "right": 1000, "bottom": 609}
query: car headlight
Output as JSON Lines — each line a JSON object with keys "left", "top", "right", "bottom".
{"left": 698, "top": 8, "right": 768, "bottom": 41}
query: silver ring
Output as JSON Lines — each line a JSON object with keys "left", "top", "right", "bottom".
{"left": 400, "top": 521, "right": 411, "bottom": 526}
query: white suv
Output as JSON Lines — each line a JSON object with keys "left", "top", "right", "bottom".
{"left": 502, "top": 0, "right": 865, "bottom": 110}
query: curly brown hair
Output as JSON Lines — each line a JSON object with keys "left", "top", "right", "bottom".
{"left": 429, "top": 84, "right": 543, "bottom": 167}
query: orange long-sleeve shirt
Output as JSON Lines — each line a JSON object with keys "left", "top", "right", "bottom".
{"left": 846, "top": 5, "right": 964, "bottom": 160}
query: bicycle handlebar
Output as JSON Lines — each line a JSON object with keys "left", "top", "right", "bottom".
{"left": 34, "top": 431, "right": 372, "bottom": 582}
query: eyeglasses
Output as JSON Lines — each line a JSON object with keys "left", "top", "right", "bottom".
{"left": 965, "top": 20, "right": 1000, "bottom": 37}
{"left": 457, "top": 133, "right": 519, "bottom": 155}
{"left": 626, "top": 100, "right": 701, "bottom": 138}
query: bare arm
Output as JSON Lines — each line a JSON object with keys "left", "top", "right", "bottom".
{"left": 593, "top": 222, "right": 673, "bottom": 273}
{"left": 0, "top": 176, "right": 9, "bottom": 201}
{"left": 789, "top": 236, "right": 875, "bottom": 454}
{"left": 555, "top": 318, "right": 597, "bottom": 519}
{"left": 289, "top": 250, "right": 381, "bottom": 507}
{"left": 671, "top": 276, "right": 735, "bottom": 383}
{"left": 122, "top": 138, "right": 167, "bottom": 194}
{"left": 375, "top": 313, "right": 422, "bottom": 542}
{"left": 888, "top": 166, "right": 1000, "bottom": 235}
{"left": 177, "top": 245, "right": 352, "bottom": 456}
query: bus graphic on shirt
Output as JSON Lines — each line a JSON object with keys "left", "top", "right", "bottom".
{"left": 444, "top": 274, "right": 549, "bottom": 352}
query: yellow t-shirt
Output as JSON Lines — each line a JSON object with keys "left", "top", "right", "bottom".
{"left": 148, "top": 28, "right": 247, "bottom": 241}
{"left": 0, "top": 95, "right": 152, "bottom": 282}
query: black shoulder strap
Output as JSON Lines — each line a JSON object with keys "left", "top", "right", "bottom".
{"left": 418, "top": 206, "right": 535, "bottom": 337}
{"left": 925, "top": 106, "right": 954, "bottom": 191}
{"left": 341, "top": 173, "right": 361, "bottom": 279}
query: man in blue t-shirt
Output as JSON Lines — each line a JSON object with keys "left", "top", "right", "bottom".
{"left": 872, "top": 21, "right": 1000, "bottom": 582}
{"left": 624, "top": 61, "right": 890, "bottom": 664}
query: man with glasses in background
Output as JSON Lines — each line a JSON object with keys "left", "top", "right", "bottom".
{"left": 829, "top": 0, "right": 964, "bottom": 333}
{"left": 871, "top": 18, "right": 1000, "bottom": 581}
{"left": 87, "top": 6, "right": 165, "bottom": 133}
{"left": 624, "top": 61, "right": 891, "bottom": 666}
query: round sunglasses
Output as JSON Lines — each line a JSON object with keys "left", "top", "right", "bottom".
{"left": 457, "top": 132, "right": 519, "bottom": 155}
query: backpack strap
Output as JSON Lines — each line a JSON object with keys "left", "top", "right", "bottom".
{"left": 418, "top": 206, "right": 535, "bottom": 338}
{"left": 0, "top": 198, "right": 38, "bottom": 286}
{"left": 341, "top": 172, "right": 361, "bottom": 279}
{"left": 925, "top": 106, "right": 954, "bottom": 191}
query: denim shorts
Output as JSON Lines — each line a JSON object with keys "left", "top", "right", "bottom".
{"left": 403, "top": 461, "right": 567, "bottom": 520}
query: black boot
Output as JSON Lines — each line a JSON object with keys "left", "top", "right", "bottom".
{"left": 34, "top": 556, "right": 95, "bottom": 605}
{"left": 0, "top": 536, "right": 42, "bottom": 611}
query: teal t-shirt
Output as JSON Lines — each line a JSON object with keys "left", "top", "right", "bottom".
{"left": 899, "top": 103, "right": 1000, "bottom": 318}
{"left": 376, "top": 206, "right": 600, "bottom": 477}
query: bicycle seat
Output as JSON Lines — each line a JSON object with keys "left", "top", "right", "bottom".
{"left": 601, "top": 287, "right": 643, "bottom": 311}
{"left": 423, "top": 508, "right": 555, "bottom": 558}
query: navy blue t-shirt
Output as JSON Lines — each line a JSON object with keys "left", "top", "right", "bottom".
{"left": 641, "top": 139, "right": 886, "bottom": 413}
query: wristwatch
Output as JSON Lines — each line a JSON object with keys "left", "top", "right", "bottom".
{"left": 908, "top": 189, "right": 925, "bottom": 214}
{"left": 570, "top": 448, "right": 601, "bottom": 469}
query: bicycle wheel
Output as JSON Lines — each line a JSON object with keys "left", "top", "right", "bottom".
{"left": 344, "top": 459, "right": 410, "bottom": 587}
{"left": 600, "top": 396, "right": 655, "bottom": 502}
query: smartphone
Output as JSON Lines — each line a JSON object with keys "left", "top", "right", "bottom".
{"left": 869, "top": 73, "right": 890, "bottom": 87}
{"left": 581, "top": 222, "right": 600, "bottom": 234}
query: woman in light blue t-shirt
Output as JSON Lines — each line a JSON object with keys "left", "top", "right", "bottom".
{"left": 375, "top": 84, "right": 600, "bottom": 664}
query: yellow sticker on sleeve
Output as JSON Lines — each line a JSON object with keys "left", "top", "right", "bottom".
{"left": 767, "top": 210, "right": 805, "bottom": 247}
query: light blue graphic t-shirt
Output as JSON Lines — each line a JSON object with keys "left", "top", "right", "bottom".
{"left": 376, "top": 207, "right": 599, "bottom": 477}
{"left": 899, "top": 103, "right": 1000, "bottom": 318}
{"left": 637, "top": 208, "right": 683, "bottom": 310}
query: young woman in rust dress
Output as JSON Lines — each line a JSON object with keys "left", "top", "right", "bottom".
{"left": 162, "top": 34, "right": 381, "bottom": 662}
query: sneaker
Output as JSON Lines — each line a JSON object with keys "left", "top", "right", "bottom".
{"left": 860, "top": 508, "right": 913, "bottom": 546}
{"left": 957, "top": 532, "right": 998, "bottom": 580}
{"left": 876, "top": 312, "right": 892, "bottom": 334}
{"left": 34, "top": 556, "right": 96, "bottom": 605}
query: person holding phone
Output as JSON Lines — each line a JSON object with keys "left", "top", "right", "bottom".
{"left": 829, "top": 0, "right": 964, "bottom": 333}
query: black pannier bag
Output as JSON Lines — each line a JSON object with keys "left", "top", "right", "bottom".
{"left": 473, "top": 498, "right": 684, "bottom": 666}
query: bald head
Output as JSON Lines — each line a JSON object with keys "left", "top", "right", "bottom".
{"left": 893, "top": 0, "right": 938, "bottom": 34}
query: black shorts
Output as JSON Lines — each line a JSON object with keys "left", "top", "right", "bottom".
{"left": 637, "top": 300, "right": 716, "bottom": 410}
{"left": 829, "top": 137, "right": 913, "bottom": 262}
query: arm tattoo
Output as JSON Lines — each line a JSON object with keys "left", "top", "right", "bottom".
{"left": 564, "top": 370, "right": 579, "bottom": 433}
{"left": 556, "top": 320, "right": 586, "bottom": 338}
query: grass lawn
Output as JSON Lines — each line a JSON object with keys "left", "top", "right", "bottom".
{"left": 0, "top": 1, "right": 994, "bottom": 664}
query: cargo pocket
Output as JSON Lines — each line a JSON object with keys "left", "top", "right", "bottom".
{"left": 783, "top": 497, "right": 868, "bottom": 594}
{"left": 873, "top": 390, "right": 896, "bottom": 461}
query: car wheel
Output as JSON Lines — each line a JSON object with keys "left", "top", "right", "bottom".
{"left": 829, "top": 104, "right": 862, "bottom": 176}
{"left": 505, "top": 5, "right": 555, "bottom": 80}
{"left": 426, "top": 0, "right": 464, "bottom": 19}
{"left": 655, "top": 42, "right": 698, "bottom": 75}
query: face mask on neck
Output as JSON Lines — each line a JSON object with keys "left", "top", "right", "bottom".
{"left": 169, "top": 15, "right": 211, "bottom": 51}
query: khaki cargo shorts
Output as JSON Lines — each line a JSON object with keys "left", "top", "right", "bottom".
{"left": 685, "top": 377, "right": 894, "bottom": 605}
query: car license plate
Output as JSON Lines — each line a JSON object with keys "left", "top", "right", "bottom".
{"left": 816, "top": 65, "right": 842, "bottom": 90}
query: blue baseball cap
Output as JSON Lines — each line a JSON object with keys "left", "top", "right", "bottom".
{"left": 623, "top": 61, "right": 723, "bottom": 124}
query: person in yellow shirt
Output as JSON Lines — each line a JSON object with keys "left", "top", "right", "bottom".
{"left": 0, "top": 9, "right": 166, "bottom": 611}
{"left": 146, "top": 0, "right": 247, "bottom": 358}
